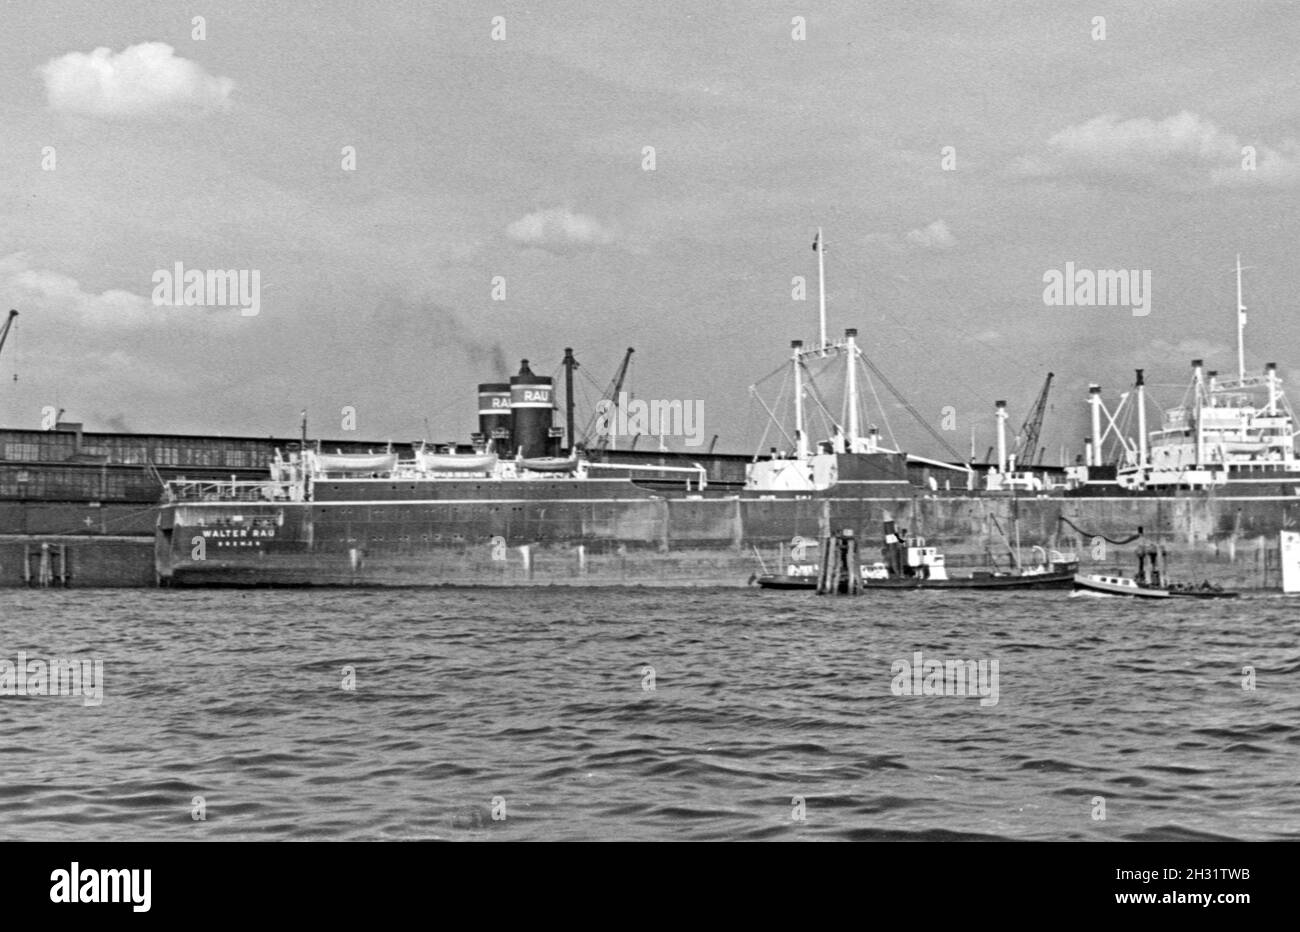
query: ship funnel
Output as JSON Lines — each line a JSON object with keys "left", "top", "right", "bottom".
{"left": 510, "top": 358, "right": 556, "bottom": 458}
{"left": 477, "top": 382, "right": 512, "bottom": 453}
{"left": 882, "top": 519, "right": 904, "bottom": 577}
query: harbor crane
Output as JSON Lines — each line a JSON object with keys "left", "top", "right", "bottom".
{"left": 0, "top": 309, "right": 16, "bottom": 354}
{"left": 586, "top": 347, "right": 635, "bottom": 453}
{"left": 0, "top": 309, "right": 17, "bottom": 380}
{"left": 1013, "top": 371, "right": 1053, "bottom": 467}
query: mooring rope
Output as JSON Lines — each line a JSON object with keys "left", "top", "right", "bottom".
{"left": 1057, "top": 514, "right": 1144, "bottom": 545}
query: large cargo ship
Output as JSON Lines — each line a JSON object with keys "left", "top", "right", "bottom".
{"left": 153, "top": 250, "right": 1300, "bottom": 589}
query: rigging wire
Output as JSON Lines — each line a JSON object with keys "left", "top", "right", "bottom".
{"left": 822, "top": 249, "right": 1067, "bottom": 450}
{"left": 857, "top": 353, "right": 964, "bottom": 461}
{"left": 858, "top": 360, "right": 897, "bottom": 449}
{"left": 800, "top": 365, "right": 838, "bottom": 439}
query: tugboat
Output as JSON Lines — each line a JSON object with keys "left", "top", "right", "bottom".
{"left": 861, "top": 520, "right": 1077, "bottom": 590}
{"left": 754, "top": 522, "right": 1077, "bottom": 590}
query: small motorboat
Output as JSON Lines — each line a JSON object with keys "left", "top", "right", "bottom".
{"left": 752, "top": 521, "right": 1079, "bottom": 591}
{"left": 754, "top": 562, "right": 819, "bottom": 590}
{"left": 1074, "top": 534, "right": 1234, "bottom": 598}
{"left": 1071, "top": 573, "right": 1170, "bottom": 599}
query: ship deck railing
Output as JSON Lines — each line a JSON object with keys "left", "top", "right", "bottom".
{"left": 163, "top": 479, "right": 305, "bottom": 503}
{"left": 585, "top": 461, "right": 708, "bottom": 489}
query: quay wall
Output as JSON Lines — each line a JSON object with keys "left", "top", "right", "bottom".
{"left": 0, "top": 536, "right": 155, "bottom": 588}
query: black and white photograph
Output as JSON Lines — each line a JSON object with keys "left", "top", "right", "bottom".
{"left": 0, "top": 0, "right": 1293, "bottom": 914}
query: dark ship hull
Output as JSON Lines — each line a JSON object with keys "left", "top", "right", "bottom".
{"left": 156, "top": 458, "right": 919, "bottom": 587}
{"left": 754, "top": 566, "right": 1075, "bottom": 591}
{"left": 754, "top": 574, "right": 818, "bottom": 590}
{"left": 861, "top": 572, "right": 1074, "bottom": 590}
{"left": 156, "top": 467, "right": 1300, "bottom": 588}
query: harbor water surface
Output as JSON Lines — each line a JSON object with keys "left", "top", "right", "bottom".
{"left": 2, "top": 588, "right": 1297, "bottom": 841}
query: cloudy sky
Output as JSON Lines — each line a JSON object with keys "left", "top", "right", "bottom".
{"left": 1, "top": 0, "right": 1297, "bottom": 460}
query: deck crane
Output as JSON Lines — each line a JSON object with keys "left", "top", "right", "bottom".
{"left": 0, "top": 309, "right": 17, "bottom": 380}
{"left": 586, "top": 347, "right": 635, "bottom": 452}
{"left": 1013, "top": 371, "right": 1053, "bottom": 467}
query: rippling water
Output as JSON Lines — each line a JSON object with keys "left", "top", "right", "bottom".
{"left": 1, "top": 587, "right": 1297, "bottom": 841}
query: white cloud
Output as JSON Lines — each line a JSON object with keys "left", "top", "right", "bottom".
{"left": 40, "top": 42, "right": 233, "bottom": 118}
{"left": 505, "top": 207, "right": 615, "bottom": 250}
{"left": 1142, "top": 337, "right": 1228, "bottom": 370}
{"left": 904, "top": 219, "right": 955, "bottom": 250}
{"left": 1, "top": 253, "right": 157, "bottom": 327}
{"left": 1016, "top": 111, "right": 1299, "bottom": 188}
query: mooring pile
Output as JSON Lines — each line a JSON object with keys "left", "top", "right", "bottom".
{"left": 816, "top": 529, "right": 861, "bottom": 595}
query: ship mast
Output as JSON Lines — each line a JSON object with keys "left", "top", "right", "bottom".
{"left": 845, "top": 327, "right": 859, "bottom": 447}
{"left": 815, "top": 227, "right": 827, "bottom": 349}
{"left": 1237, "top": 252, "right": 1248, "bottom": 379}
{"left": 1135, "top": 369, "right": 1147, "bottom": 469}
{"left": 563, "top": 347, "right": 577, "bottom": 452}
{"left": 1191, "top": 359, "right": 1204, "bottom": 465}
{"left": 791, "top": 340, "right": 808, "bottom": 460}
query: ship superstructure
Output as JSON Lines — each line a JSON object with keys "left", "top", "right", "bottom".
{"left": 1071, "top": 256, "right": 1300, "bottom": 494}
